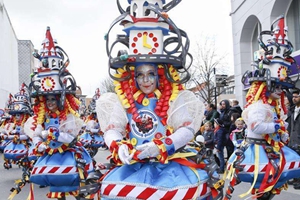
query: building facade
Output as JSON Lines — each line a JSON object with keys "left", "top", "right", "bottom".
{"left": 230, "top": 0, "right": 300, "bottom": 106}
{"left": 18, "top": 40, "right": 36, "bottom": 86}
{"left": 0, "top": 0, "right": 19, "bottom": 108}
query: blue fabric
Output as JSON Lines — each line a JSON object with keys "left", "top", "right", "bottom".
{"left": 0, "top": 139, "right": 11, "bottom": 151}
{"left": 79, "top": 132, "right": 93, "bottom": 146}
{"left": 4, "top": 142, "right": 27, "bottom": 161}
{"left": 27, "top": 142, "right": 38, "bottom": 161}
{"left": 104, "top": 161, "right": 209, "bottom": 187}
{"left": 128, "top": 98, "right": 165, "bottom": 146}
{"left": 91, "top": 134, "right": 104, "bottom": 148}
{"left": 227, "top": 144, "right": 300, "bottom": 189}
{"left": 30, "top": 146, "right": 93, "bottom": 192}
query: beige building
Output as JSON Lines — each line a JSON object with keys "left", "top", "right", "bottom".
{"left": 230, "top": 0, "right": 300, "bottom": 107}
{"left": 0, "top": 0, "right": 19, "bottom": 108}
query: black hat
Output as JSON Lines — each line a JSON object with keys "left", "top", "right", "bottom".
{"left": 214, "top": 118, "right": 224, "bottom": 127}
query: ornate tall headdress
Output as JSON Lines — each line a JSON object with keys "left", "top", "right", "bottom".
{"left": 242, "top": 15, "right": 299, "bottom": 92}
{"left": 29, "top": 27, "right": 77, "bottom": 110}
{"left": 87, "top": 88, "right": 101, "bottom": 114}
{"left": 106, "top": 0, "right": 192, "bottom": 83}
{"left": 8, "top": 83, "right": 32, "bottom": 115}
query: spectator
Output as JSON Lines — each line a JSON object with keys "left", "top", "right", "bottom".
{"left": 286, "top": 89, "right": 300, "bottom": 188}
{"left": 214, "top": 118, "right": 227, "bottom": 174}
{"left": 286, "top": 89, "right": 300, "bottom": 147}
{"left": 230, "top": 118, "right": 246, "bottom": 149}
{"left": 228, "top": 112, "right": 242, "bottom": 138}
{"left": 219, "top": 99, "right": 239, "bottom": 159}
{"left": 231, "top": 100, "right": 243, "bottom": 115}
{"left": 202, "top": 121, "right": 214, "bottom": 149}
{"left": 204, "top": 103, "right": 220, "bottom": 127}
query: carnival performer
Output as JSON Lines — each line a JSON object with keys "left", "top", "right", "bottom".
{"left": 2, "top": 84, "right": 32, "bottom": 169}
{"left": 224, "top": 15, "right": 300, "bottom": 200}
{"left": 0, "top": 105, "right": 12, "bottom": 153}
{"left": 23, "top": 27, "right": 94, "bottom": 200}
{"left": 79, "top": 88, "right": 104, "bottom": 157}
{"left": 80, "top": 1, "right": 224, "bottom": 199}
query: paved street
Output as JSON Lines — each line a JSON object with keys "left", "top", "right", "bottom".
{"left": 0, "top": 149, "right": 299, "bottom": 200}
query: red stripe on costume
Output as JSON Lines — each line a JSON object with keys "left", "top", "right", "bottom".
{"left": 289, "top": 162, "right": 295, "bottom": 169}
{"left": 136, "top": 188, "right": 158, "bottom": 199}
{"left": 183, "top": 187, "right": 197, "bottom": 199}
{"left": 48, "top": 167, "right": 59, "bottom": 173}
{"left": 32, "top": 167, "right": 37, "bottom": 174}
{"left": 39, "top": 166, "right": 47, "bottom": 173}
{"left": 200, "top": 183, "right": 207, "bottom": 195}
{"left": 160, "top": 189, "right": 177, "bottom": 199}
{"left": 117, "top": 185, "right": 135, "bottom": 197}
{"left": 247, "top": 165, "right": 255, "bottom": 172}
{"left": 62, "top": 166, "right": 73, "bottom": 173}
{"left": 103, "top": 184, "right": 116, "bottom": 196}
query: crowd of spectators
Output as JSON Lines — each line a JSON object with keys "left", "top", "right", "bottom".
{"left": 197, "top": 99, "right": 244, "bottom": 174}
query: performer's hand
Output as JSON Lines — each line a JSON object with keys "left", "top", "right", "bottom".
{"left": 118, "top": 144, "right": 134, "bottom": 165}
{"left": 38, "top": 143, "right": 47, "bottom": 152}
{"left": 281, "top": 132, "right": 289, "bottom": 143}
{"left": 136, "top": 142, "right": 160, "bottom": 160}
{"left": 41, "top": 130, "right": 49, "bottom": 139}
{"left": 284, "top": 122, "right": 289, "bottom": 130}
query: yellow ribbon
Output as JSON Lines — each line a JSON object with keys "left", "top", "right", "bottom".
{"left": 239, "top": 144, "right": 260, "bottom": 198}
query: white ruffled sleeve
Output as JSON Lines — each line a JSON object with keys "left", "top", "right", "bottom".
{"left": 167, "top": 90, "right": 205, "bottom": 132}
{"left": 59, "top": 114, "right": 83, "bottom": 138}
{"left": 166, "top": 90, "right": 205, "bottom": 150}
{"left": 96, "top": 93, "right": 128, "bottom": 134}
{"left": 96, "top": 93, "right": 128, "bottom": 148}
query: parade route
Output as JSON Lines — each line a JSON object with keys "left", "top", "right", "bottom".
{"left": 1, "top": 148, "right": 300, "bottom": 200}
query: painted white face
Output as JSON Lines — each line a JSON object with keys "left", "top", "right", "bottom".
{"left": 270, "top": 85, "right": 282, "bottom": 100}
{"left": 46, "top": 95, "right": 58, "bottom": 112}
{"left": 15, "top": 113, "right": 21, "bottom": 120}
{"left": 135, "top": 64, "right": 157, "bottom": 94}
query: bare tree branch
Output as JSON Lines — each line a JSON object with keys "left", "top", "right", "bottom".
{"left": 187, "top": 33, "right": 228, "bottom": 104}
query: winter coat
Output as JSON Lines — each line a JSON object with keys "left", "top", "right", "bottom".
{"left": 286, "top": 105, "right": 300, "bottom": 147}
{"left": 203, "top": 130, "right": 214, "bottom": 149}
{"left": 214, "top": 126, "right": 227, "bottom": 150}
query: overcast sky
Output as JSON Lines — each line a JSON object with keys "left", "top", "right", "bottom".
{"left": 4, "top": 0, "right": 233, "bottom": 96}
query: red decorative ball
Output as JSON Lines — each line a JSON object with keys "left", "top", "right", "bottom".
{"left": 165, "top": 138, "right": 173, "bottom": 145}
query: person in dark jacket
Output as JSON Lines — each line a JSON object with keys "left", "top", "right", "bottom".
{"left": 286, "top": 89, "right": 300, "bottom": 188}
{"left": 231, "top": 100, "right": 243, "bottom": 115}
{"left": 204, "top": 103, "right": 220, "bottom": 128}
{"left": 214, "top": 118, "right": 227, "bottom": 174}
{"left": 219, "top": 99, "right": 238, "bottom": 159}
{"left": 202, "top": 121, "right": 214, "bottom": 149}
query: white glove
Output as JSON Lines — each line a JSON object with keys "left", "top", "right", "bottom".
{"left": 284, "top": 122, "right": 289, "bottom": 129}
{"left": 38, "top": 143, "right": 47, "bottom": 152}
{"left": 41, "top": 130, "right": 49, "bottom": 139}
{"left": 57, "top": 132, "right": 75, "bottom": 143}
{"left": 136, "top": 142, "right": 160, "bottom": 160}
{"left": 118, "top": 144, "right": 134, "bottom": 165}
{"left": 1, "top": 134, "right": 8, "bottom": 139}
{"left": 281, "top": 132, "right": 289, "bottom": 143}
